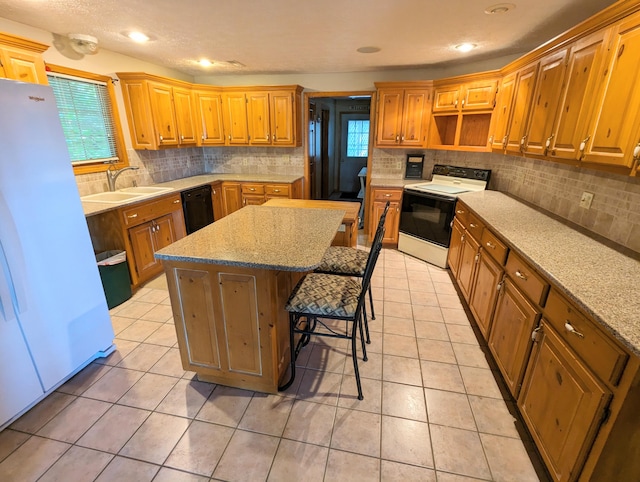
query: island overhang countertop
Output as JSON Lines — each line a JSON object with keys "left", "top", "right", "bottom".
{"left": 154, "top": 205, "right": 346, "bottom": 271}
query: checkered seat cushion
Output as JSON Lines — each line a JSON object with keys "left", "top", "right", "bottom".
{"left": 285, "top": 273, "right": 361, "bottom": 317}
{"left": 315, "top": 246, "right": 369, "bottom": 276}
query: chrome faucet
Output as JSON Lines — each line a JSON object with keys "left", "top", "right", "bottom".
{"left": 106, "top": 164, "right": 139, "bottom": 191}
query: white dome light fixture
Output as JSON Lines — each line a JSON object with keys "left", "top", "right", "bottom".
{"left": 455, "top": 43, "right": 477, "bottom": 53}
{"left": 484, "top": 3, "right": 515, "bottom": 15}
{"left": 68, "top": 33, "right": 99, "bottom": 55}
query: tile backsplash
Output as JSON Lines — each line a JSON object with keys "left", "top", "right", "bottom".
{"left": 203, "top": 146, "right": 305, "bottom": 175}
{"left": 371, "top": 148, "right": 640, "bottom": 255}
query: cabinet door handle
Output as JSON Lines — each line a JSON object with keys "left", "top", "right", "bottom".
{"left": 633, "top": 142, "right": 640, "bottom": 161}
{"left": 159, "top": 135, "right": 164, "bottom": 143}
{"left": 395, "top": 135, "right": 399, "bottom": 142}
{"left": 127, "top": 213, "right": 138, "bottom": 219}
{"left": 461, "top": 99, "right": 465, "bottom": 108}
{"left": 502, "top": 135, "right": 508, "bottom": 149}
{"left": 531, "top": 326, "right": 542, "bottom": 342}
{"left": 486, "top": 241, "right": 496, "bottom": 249}
{"left": 456, "top": 209, "right": 465, "bottom": 214}
{"left": 514, "top": 270, "right": 528, "bottom": 281}
{"left": 520, "top": 135, "right": 527, "bottom": 151}
{"left": 474, "top": 253, "right": 480, "bottom": 263}
{"left": 181, "top": 135, "right": 184, "bottom": 141}
{"left": 469, "top": 223, "right": 478, "bottom": 228}
{"left": 228, "top": 135, "right": 231, "bottom": 140}
{"left": 173, "top": 199, "right": 180, "bottom": 204}
{"left": 461, "top": 234, "right": 465, "bottom": 242}
{"left": 564, "top": 321, "right": 584, "bottom": 338}
{"left": 201, "top": 134, "right": 205, "bottom": 141}
{"left": 454, "top": 99, "right": 458, "bottom": 108}
{"left": 579, "top": 135, "right": 590, "bottom": 160}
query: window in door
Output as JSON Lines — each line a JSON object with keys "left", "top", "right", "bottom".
{"left": 346, "top": 119, "right": 370, "bottom": 157}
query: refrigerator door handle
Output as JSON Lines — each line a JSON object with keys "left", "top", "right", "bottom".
{"left": 0, "top": 240, "right": 16, "bottom": 322}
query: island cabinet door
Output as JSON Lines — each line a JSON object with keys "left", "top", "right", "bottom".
{"left": 129, "top": 221, "right": 160, "bottom": 281}
{"left": 518, "top": 322, "right": 611, "bottom": 482}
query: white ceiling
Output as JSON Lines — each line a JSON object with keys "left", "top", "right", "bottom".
{"left": 0, "top": 0, "right": 618, "bottom": 77}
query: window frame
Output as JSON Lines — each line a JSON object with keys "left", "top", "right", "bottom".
{"left": 46, "top": 64, "right": 129, "bottom": 176}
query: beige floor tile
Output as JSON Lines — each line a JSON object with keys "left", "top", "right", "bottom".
{"left": 9, "top": 392, "right": 75, "bottom": 433}
{"left": 119, "top": 412, "right": 190, "bottom": 465}
{"left": 384, "top": 277, "right": 409, "bottom": 290}
{"left": 363, "top": 329, "right": 383, "bottom": 352}
{"left": 429, "top": 268, "right": 452, "bottom": 282}
{"left": 383, "top": 300, "right": 413, "bottom": 319}
{"left": 156, "top": 378, "right": 215, "bottom": 418}
{"left": 213, "top": 429, "right": 279, "bottom": 482}
{"left": 446, "top": 324, "right": 480, "bottom": 345}
{"left": 37, "top": 397, "right": 112, "bottom": 443}
{"left": 383, "top": 316, "right": 415, "bottom": 336}
{"left": 410, "top": 289, "right": 439, "bottom": 305}
{"left": 148, "top": 347, "right": 188, "bottom": 378}
{"left": 95, "top": 456, "right": 159, "bottom": 482}
{"left": 81, "top": 367, "right": 145, "bottom": 403}
{"left": 296, "top": 368, "right": 342, "bottom": 405}
{"left": 136, "top": 289, "right": 170, "bottom": 304}
{"left": 436, "top": 293, "right": 465, "bottom": 309}
{"left": 331, "top": 407, "right": 381, "bottom": 457}
{"left": 110, "top": 316, "right": 135, "bottom": 335}
{"left": 238, "top": 394, "right": 294, "bottom": 436}
{"left": 384, "top": 287, "right": 411, "bottom": 303}
{"left": 344, "top": 351, "right": 383, "bottom": 380}
{"left": 117, "top": 320, "right": 163, "bottom": 342}
{"left": 57, "top": 362, "right": 112, "bottom": 396}
{"left": 441, "top": 307, "right": 473, "bottom": 325}
{"left": 142, "top": 275, "right": 169, "bottom": 291}
{"left": 452, "top": 343, "right": 492, "bottom": 369}
{"left": 0, "top": 436, "right": 69, "bottom": 481}
{"left": 436, "top": 471, "right": 488, "bottom": 481}
{"left": 338, "top": 375, "right": 382, "bottom": 413}
{"left": 116, "top": 343, "right": 170, "bottom": 371}
{"left": 415, "top": 321, "right": 450, "bottom": 341}
{"left": 381, "top": 415, "right": 433, "bottom": 468}
{"left": 77, "top": 404, "right": 150, "bottom": 453}
{"left": 268, "top": 439, "right": 328, "bottom": 482}
{"left": 417, "top": 339, "right": 457, "bottom": 364}
{"left": 0, "top": 429, "right": 30, "bottom": 463}
{"left": 425, "top": 389, "right": 476, "bottom": 431}
{"left": 195, "top": 385, "right": 253, "bottom": 427}
{"left": 430, "top": 425, "right": 491, "bottom": 479}
{"left": 380, "top": 460, "right": 437, "bottom": 482}
{"left": 113, "top": 300, "right": 156, "bottom": 319}
{"left": 164, "top": 420, "right": 234, "bottom": 476}
{"left": 383, "top": 333, "right": 419, "bottom": 358}
{"left": 412, "top": 304, "right": 444, "bottom": 322}
{"left": 480, "top": 433, "right": 540, "bottom": 482}
{"left": 420, "top": 360, "right": 465, "bottom": 393}
{"left": 433, "top": 282, "right": 458, "bottom": 295}
{"left": 406, "top": 270, "right": 432, "bottom": 282}
{"left": 325, "top": 449, "right": 381, "bottom": 482}
{"left": 459, "top": 366, "right": 504, "bottom": 399}
{"left": 94, "top": 339, "right": 139, "bottom": 366}
{"left": 140, "top": 304, "right": 174, "bottom": 322}
{"left": 144, "top": 323, "right": 178, "bottom": 346}
{"left": 384, "top": 267, "right": 407, "bottom": 279}
{"left": 381, "top": 382, "right": 427, "bottom": 422}
{"left": 117, "top": 372, "right": 179, "bottom": 410}
{"left": 154, "top": 467, "right": 209, "bottom": 482}
{"left": 282, "top": 400, "right": 336, "bottom": 447}
{"left": 38, "top": 446, "right": 113, "bottom": 482}
{"left": 382, "top": 354, "right": 423, "bottom": 386}
{"left": 305, "top": 342, "right": 347, "bottom": 374}
{"left": 468, "top": 396, "right": 520, "bottom": 438}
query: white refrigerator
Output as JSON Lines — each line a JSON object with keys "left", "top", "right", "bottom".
{"left": 0, "top": 79, "right": 115, "bottom": 429}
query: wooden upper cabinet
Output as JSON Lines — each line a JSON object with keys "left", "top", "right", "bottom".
{"left": 523, "top": 49, "right": 569, "bottom": 157}
{"left": 147, "top": 81, "right": 179, "bottom": 147}
{"left": 433, "top": 79, "right": 497, "bottom": 112}
{"left": 548, "top": 29, "right": 612, "bottom": 162}
{"left": 490, "top": 72, "right": 518, "bottom": 150}
{"left": 244, "top": 87, "right": 301, "bottom": 146}
{"left": 247, "top": 92, "right": 271, "bottom": 145}
{"left": 505, "top": 63, "right": 539, "bottom": 154}
{"left": 432, "top": 85, "right": 460, "bottom": 112}
{"left": 581, "top": 11, "right": 640, "bottom": 169}
{"left": 374, "top": 83, "right": 432, "bottom": 148}
{"left": 0, "top": 33, "right": 48, "bottom": 85}
{"left": 221, "top": 92, "right": 250, "bottom": 145}
{"left": 194, "top": 89, "right": 226, "bottom": 145}
{"left": 172, "top": 86, "right": 198, "bottom": 145}
{"left": 120, "top": 77, "right": 156, "bottom": 149}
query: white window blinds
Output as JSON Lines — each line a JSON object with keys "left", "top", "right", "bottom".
{"left": 47, "top": 73, "right": 119, "bottom": 164}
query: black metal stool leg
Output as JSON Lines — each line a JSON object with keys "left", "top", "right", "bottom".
{"left": 351, "top": 320, "right": 364, "bottom": 400}
{"left": 362, "top": 305, "right": 371, "bottom": 344}
{"left": 278, "top": 313, "right": 297, "bottom": 392}
{"left": 358, "top": 313, "right": 368, "bottom": 362}
{"left": 368, "top": 285, "right": 375, "bottom": 320}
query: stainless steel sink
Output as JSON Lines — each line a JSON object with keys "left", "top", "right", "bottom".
{"left": 81, "top": 186, "right": 173, "bottom": 203}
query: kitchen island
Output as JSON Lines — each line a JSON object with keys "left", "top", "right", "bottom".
{"left": 154, "top": 205, "right": 345, "bottom": 393}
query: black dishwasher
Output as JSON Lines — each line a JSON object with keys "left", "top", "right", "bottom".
{"left": 181, "top": 185, "right": 214, "bottom": 234}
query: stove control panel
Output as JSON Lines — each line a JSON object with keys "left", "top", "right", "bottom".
{"left": 432, "top": 165, "right": 491, "bottom": 183}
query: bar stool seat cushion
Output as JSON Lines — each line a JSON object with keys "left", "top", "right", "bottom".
{"left": 286, "top": 273, "right": 360, "bottom": 317}
{"left": 315, "top": 246, "right": 369, "bottom": 276}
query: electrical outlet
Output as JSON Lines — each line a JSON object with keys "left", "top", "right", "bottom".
{"left": 580, "top": 191, "right": 594, "bottom": 209}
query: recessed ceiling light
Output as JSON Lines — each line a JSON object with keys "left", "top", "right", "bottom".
{"left": 357, "top": 46, "right": 381, "bottom": 54}
{"left": 123, "top": 31, "right": 151, "bottom": 43}
{"left": 455, "top": 43, "right": 477, "bottom": 53}
{"left": 199, "top": 59, "right": 213, "bottom": 67}
{"left": 484, "top": 3, "right": 515, "bottom": 14}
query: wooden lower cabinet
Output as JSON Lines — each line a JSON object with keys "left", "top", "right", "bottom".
{"left": 468, "top": 248, "right": 503, "bottom": 338}
{"left": 447, "top": 218, "right": 465, "bottom": 279}
{"left": 488, "top": 278, "right": 541, "bottom": 397}
{"left": 369, "top": 187, "right": 402, "bottom": 247}
{"left": 210, "top": 182, "right": 224, "bottom": 220}
{"left": 519, "top": 321, "right": 611, "bottom": 482}
{"left": 221, "top": 183, "right": 242, "bottom": 216}
{"left": 163, "top": 261, "right": 301, "bottom": 393}
{"left": 456, "top": 231, "right": 480, "bottom": 301}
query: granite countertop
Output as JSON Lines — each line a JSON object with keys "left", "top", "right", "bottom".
{"left": 81, "top": 173, "right": 303, "bottom": 217}
{"left": 155, "top": 205, "right": 345, "bottom": 271}
{"left": 458, "top": 190, "right": 640, "bottom": 356}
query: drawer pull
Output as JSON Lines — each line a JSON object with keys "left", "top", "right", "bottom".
{"left": 564, "top": 322, "right": 585, "bottom": 338}
{"left": 469, "top": 223, "right": 478, "bottom": 228}
{"left": 514, "top": 270, "right": 528, "bottom": 281}
{"left": 456, "top": 210, "right": 465, "bottom": 214}
{"left": 273, "top": 189, "right": 280, "bottom": 193}
{"left": 127, "top": 213, "right": 138, "bottom": 219}
{"left": 250, "top": 188, "right": 256, "bottom": 191}
{"left": 486, "top": 241, "right": 496, "bottom": 249}
{"left": 173, "top": 199, "right": 180, "bottom": 204}
{"left": 384, "top": 193, "right": 391, "bottom": 197}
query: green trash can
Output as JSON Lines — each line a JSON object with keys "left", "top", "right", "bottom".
{"left": 96, "top": 250, "right": 132, "bottom": 309}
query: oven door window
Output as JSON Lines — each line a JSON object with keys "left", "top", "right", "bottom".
{"left": 400, "top": 191, "right": 456, "bottom": 247}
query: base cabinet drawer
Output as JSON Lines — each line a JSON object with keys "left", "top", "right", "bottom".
{"left": 518, "top": 322, "right": 611, "bottom": 482}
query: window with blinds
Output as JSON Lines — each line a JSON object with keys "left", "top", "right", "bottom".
{"left": 47, "top": 73, "right": 119, "bottom": 164}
